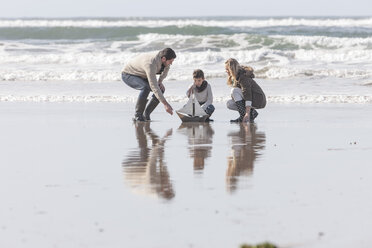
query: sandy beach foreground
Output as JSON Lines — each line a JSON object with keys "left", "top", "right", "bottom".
{"left": 1, "top": 102, "right": 371, "bottom": 248}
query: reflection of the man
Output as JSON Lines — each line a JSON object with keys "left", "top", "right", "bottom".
{"left": 122, "top": 122, "right": 175, "bottom": 200}
{"left": 226, "top": 123, "right": 266, "bottom": 193}
{"left": 177, "top": 123, "right": 214, "bottom": 172}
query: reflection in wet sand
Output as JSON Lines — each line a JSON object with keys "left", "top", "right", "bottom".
{"left": 122, "top": 122, "right": 175, "bottom": 200}
{"left": 226, "top": 123, "right": 266, "bottom": 193}
{"left": 177, "top": 123, "right": 214, "bottom": 172}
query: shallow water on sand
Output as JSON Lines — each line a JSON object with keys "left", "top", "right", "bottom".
{"left": 122, "top": 121, "right": 266, "bottom": 199}
{"left": 1, "top": 102, "right": 372, "bottom": 248}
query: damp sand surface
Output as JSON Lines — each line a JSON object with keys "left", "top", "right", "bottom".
{"left": 1, "top": 102, "right": 372, "bottom": 248}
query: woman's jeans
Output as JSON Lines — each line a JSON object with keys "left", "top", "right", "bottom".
{"left": 226, "top": 87, "right": 266, "bottom": 110}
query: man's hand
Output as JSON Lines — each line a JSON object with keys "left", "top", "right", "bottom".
{"left": 164, "top": 103, "right": 173, "bottom": 115}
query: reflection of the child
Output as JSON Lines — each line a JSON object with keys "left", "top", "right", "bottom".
{"left": 226, "top": 123, "right": 266, "bottom": 193}
{"left": 122, "top": 122, "right": 175, "bottom": 200}
{"left": 177, "top": 123, "right": 214, "bottom": 171}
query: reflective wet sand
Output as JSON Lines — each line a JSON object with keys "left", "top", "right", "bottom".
{"left": 122, "top": 122, "right": 175, "bottom": 200}
{"left": 1, "top": 102, "right": 372, "bottom": 248}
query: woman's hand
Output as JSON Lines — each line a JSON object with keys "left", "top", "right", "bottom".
{"left": 243, "top": 106, "right": 251, "bottom": 122}
{"left": 243, "top": 113, "right": 250, "bottom": 123}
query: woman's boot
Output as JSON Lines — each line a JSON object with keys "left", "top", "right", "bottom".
{"left": 230, "top": 100, "right": 246, "bottom": 123}
{"left": 249, "top": 108, "right": 258, "bottom": 123}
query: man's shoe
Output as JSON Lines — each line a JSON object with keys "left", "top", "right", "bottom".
{"left": 132, "top": 114, "right": 145, "bottom": 122}
{"left": 144, "top": 96, "right": 160, "bottom": 121}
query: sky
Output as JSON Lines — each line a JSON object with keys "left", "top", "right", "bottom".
{"left": 0, "top": 0, "right": 371, "bottom": 17}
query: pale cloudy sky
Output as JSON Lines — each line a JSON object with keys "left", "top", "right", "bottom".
{"left": 0, "top": 0, "right": 371, "bottom": 17}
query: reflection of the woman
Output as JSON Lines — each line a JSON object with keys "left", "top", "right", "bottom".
{"left": 177, "top": 123, "right": 214, "bottom": 172}
{"left": 122, "top": 122, "right": 175, "bottom": 200}
{"left": 226, "top": 123, "right": 266, "bottom": 193}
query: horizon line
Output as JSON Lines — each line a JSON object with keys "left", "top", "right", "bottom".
{"left": 1, "top": 15, "right": 372, "bottom": 19}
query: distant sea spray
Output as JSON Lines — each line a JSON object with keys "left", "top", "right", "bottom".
{"left": 1, "top": 17, "right": 372, "bottom": 82}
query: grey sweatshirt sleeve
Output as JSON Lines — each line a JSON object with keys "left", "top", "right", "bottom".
{"left": 186, "top": 84, "right": 194, "bottom": 97}
{"left": 144, "top": 62, "right": 166, "bottom": 103}
{"left": 201, "top": 84, "right": 213, "bottom": 110}
{"left": 158, "top": 66, "right": 170, "bottom": 83}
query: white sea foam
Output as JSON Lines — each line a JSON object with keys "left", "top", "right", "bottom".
{"left": 1, "top": 65, "right": 371, "bottom": 82}
{"left": 1, "top": 33, "right": 372, "bottom": 82}
{"left": 1, "top": 17, "right": 371, "bottom": 102}
{"left": 1, "top": 33, "right": 371, "bottom": 65}
{"left": 1, "top": 94, "right": 371, "bottom": 104}
{"left": 1, "top": 78, "right": 370, "bottom": 104}
{"left": 1, "top": 18, "right": 372, "bottom": 28}
{"left": 0, "top": 69, "right": 122, "bottom": 81}
{"left": 267, "top": 95, "right": 372, "bottom": 104}
{"left": 278, "top": 35, "right": 372, "bottom": 48}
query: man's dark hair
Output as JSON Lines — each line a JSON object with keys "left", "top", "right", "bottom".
{"left": 159, "top": 48, "right": 176, "bottom": 60}
{"left": 193, "top": 69, "right": 204, "bottom": 79}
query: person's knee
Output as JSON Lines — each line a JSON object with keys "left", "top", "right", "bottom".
{"left": 230, "top": 88, "right": 243, "bottom": 101}
{"left": 231, "top": 87, "right": 242, "bottom": 94}
{"left": 205, "top": 105, "right": 215, "bottom": 116}
{"left": 139, "top": 87, "right": 151, "bottom": 99}
{"left": 121, "top": 72, "right": 130, "bottom": 84}
{"left": 226, "top": 99, "right": 236, "bottom": 110}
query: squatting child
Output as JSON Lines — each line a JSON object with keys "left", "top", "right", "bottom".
{"left": 186, "top": 69, "right": 215, "bottom": 122}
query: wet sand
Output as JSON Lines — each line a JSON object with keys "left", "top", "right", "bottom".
{"left": 1, "top": 102, "right": 372, "bottom": 248}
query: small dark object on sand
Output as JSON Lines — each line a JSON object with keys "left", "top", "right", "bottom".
{"left": 240, "top": 242, "right": 278, "bottom": 248}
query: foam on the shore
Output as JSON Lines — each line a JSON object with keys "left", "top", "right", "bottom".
{"left": 1, "top": 94, "right": 371, "bottom": 104}
{"left": 1, "top": 77, "right": 371, "bottom": 104}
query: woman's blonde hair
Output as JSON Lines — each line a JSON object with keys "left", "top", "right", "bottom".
{"left": 225, "top": 58, "right": 255, "bottom": 86}
{"left": 225, "top": 58, "right": 240, "bottom": 87}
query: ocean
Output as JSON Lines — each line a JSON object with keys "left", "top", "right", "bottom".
{"left": 0, "top": 16, "right": 371, "bottom": 103}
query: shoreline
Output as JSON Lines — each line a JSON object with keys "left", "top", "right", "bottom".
{"left": 1, "top": 77, "right": 371, "bottom": 104}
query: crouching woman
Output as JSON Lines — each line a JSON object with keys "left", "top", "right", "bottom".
{"left": 225, "top": 58, "right": 266, "bottom": 123}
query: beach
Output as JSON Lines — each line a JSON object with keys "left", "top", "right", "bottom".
{"left": 1, "top": 101, "right": 372, "bottom": 248}
{"left": 1, "top": 16, "right": 372, "bottom": 248}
